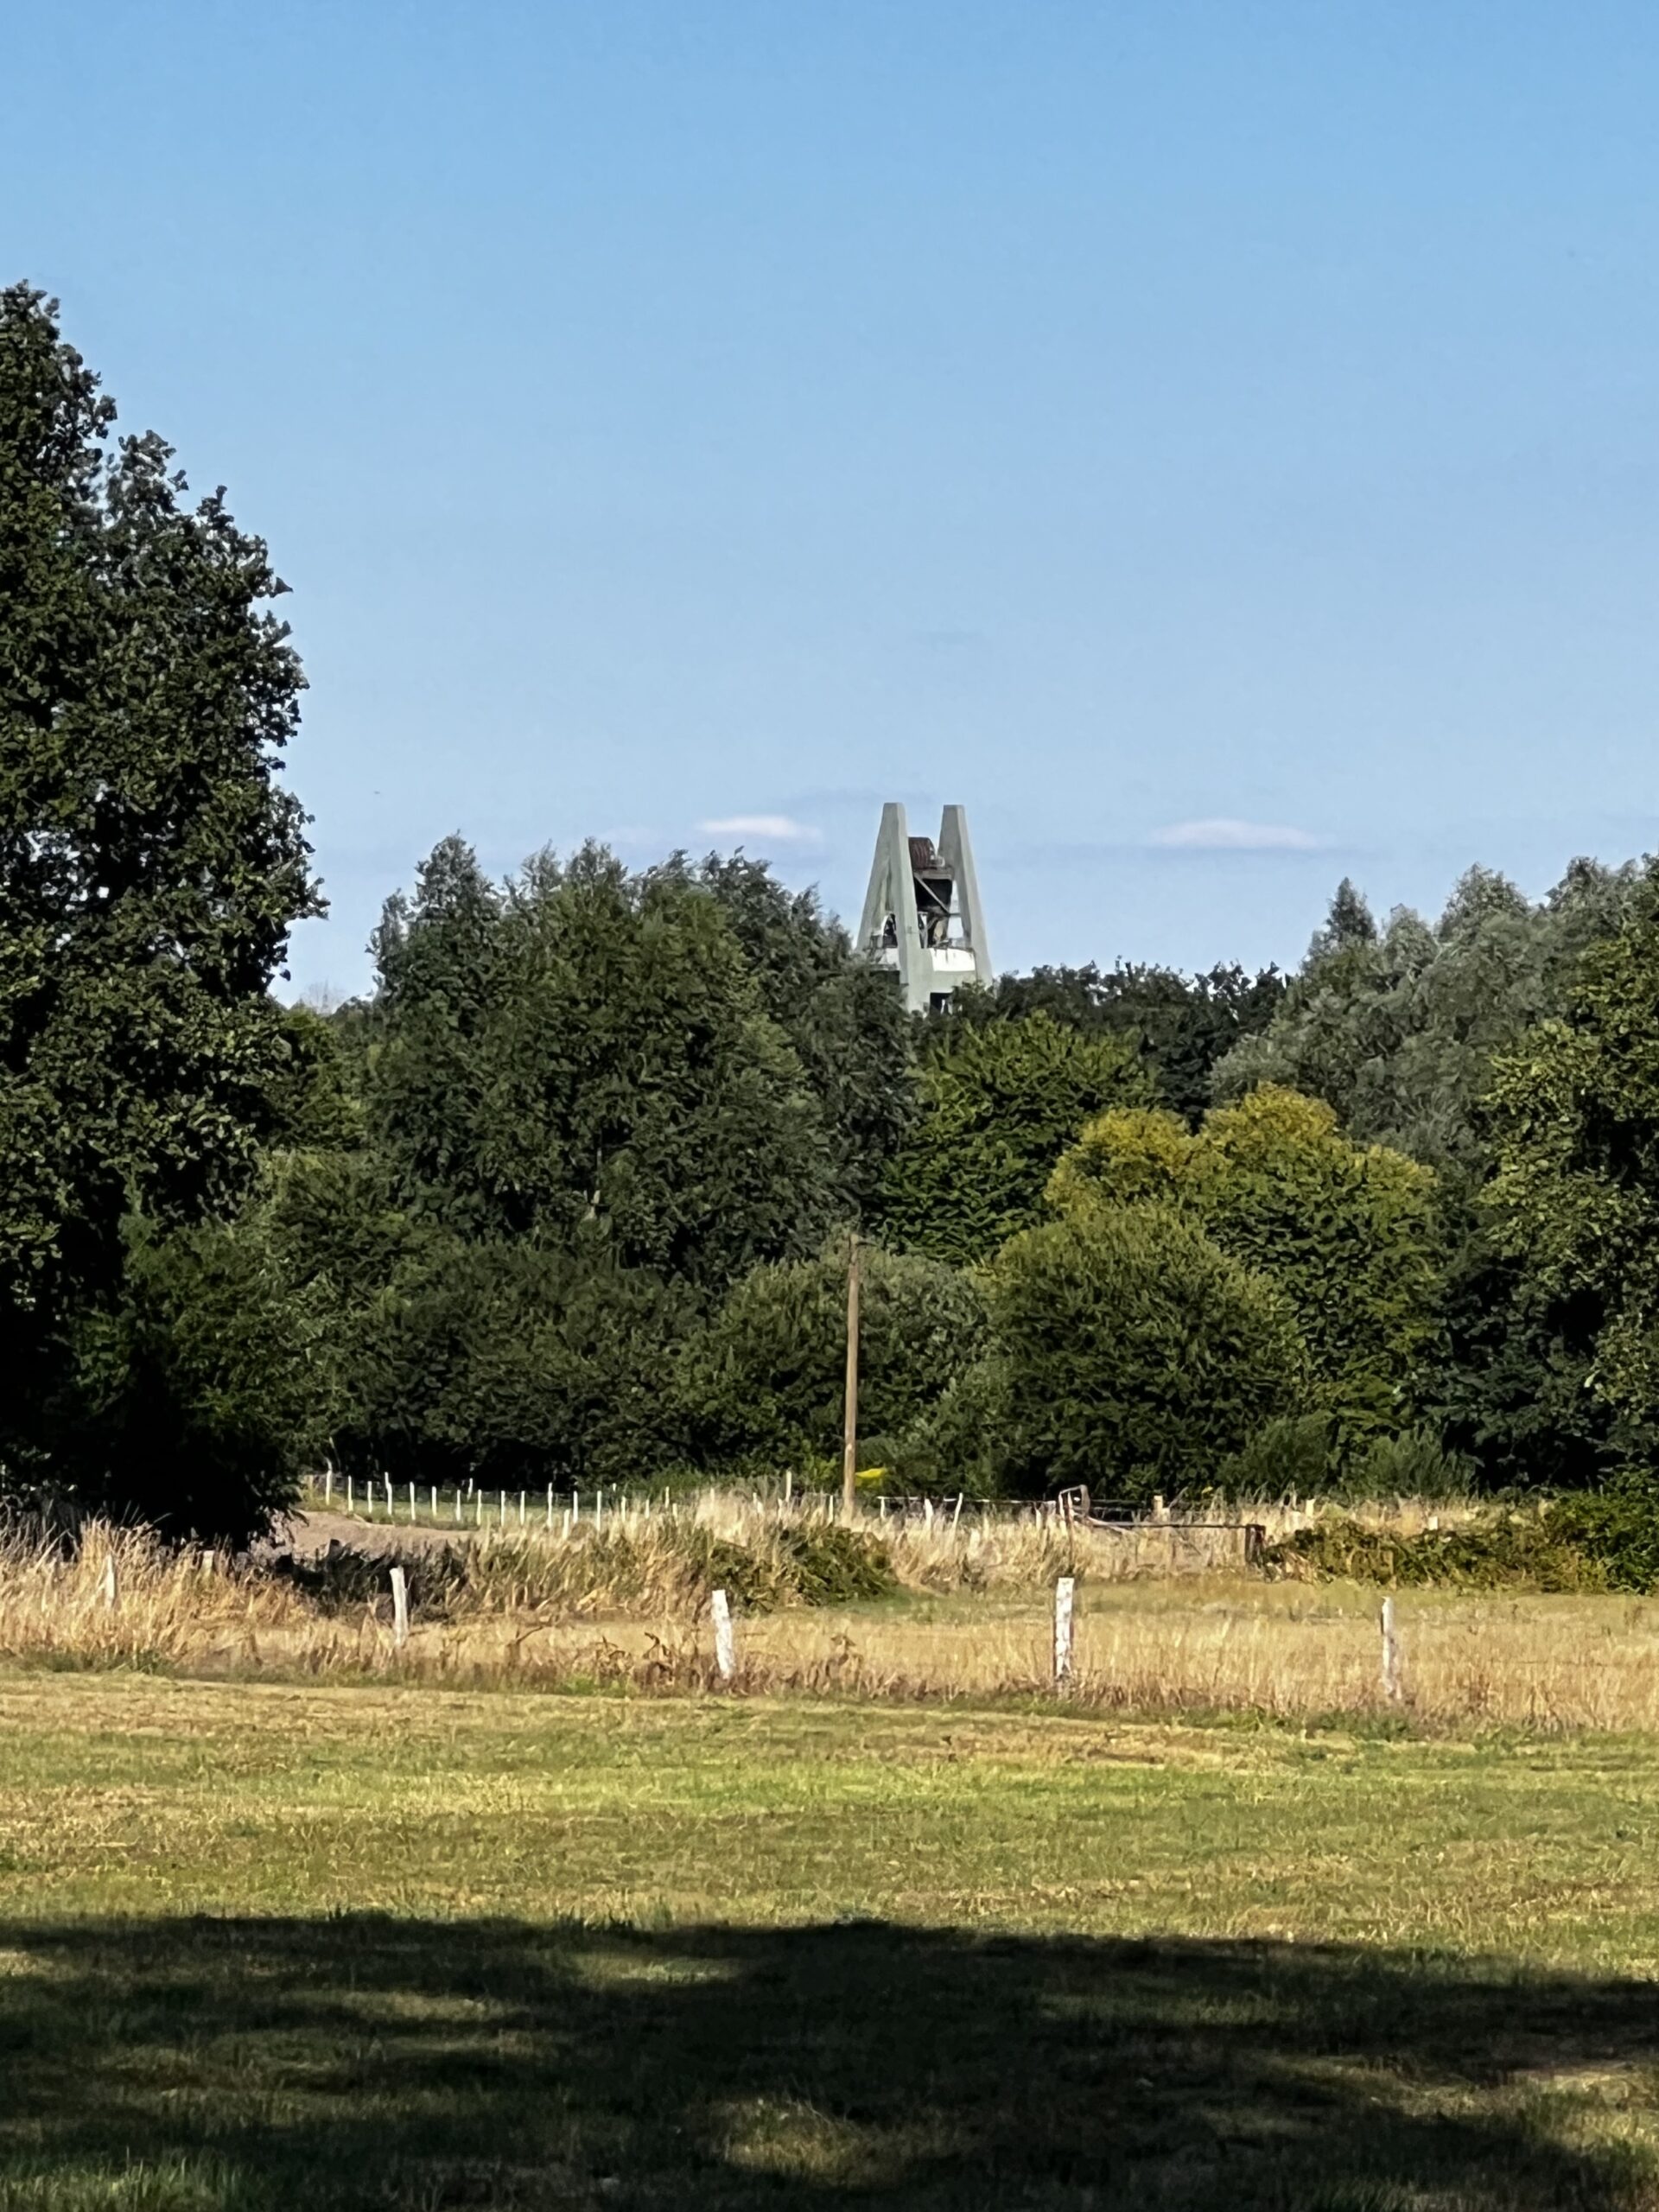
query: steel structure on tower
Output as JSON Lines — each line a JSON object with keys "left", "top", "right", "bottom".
{"left": 856, "top": 803, "right": 992, "bottom": 1014}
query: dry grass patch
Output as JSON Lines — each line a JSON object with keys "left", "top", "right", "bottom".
{"left": 8, "top": 1509, "right": 1659, "bottom": 1732}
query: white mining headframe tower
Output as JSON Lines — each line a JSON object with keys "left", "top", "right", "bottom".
{"left": 856, "top": 803, "right": 993, "bottom": 1015}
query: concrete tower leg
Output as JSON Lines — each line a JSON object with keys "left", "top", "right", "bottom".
{"left": 938, "top": 804, "right": 991, "bottom": 988}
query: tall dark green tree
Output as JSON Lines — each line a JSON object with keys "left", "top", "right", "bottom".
{"left": 1484, "top": 879, "right": 1659, "bottom": 1468}
{"left": 0, "top": 285, "right": 318, "bottom": 1531}
{"left": 368, "top": 839, "right": 837, "bottom": 1289}
{"left": 877, "top": 1012, "right": 1154, "bottom": 1264}
{"left": 664, "top": 851, "right": 913, "bottom": 1220}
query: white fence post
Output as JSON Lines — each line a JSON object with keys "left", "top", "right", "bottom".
{"left": 390, "top": 1565, "right": 410, "bottom": 1649}
{"left": 100, "top": 1556, "right": 120, "bottom": 1614}
{"left": 1380, "top": 1596, "right": 1402, "bottom": 1703}
{"left": 711, "top": 1587, "right": 735, "bottom": 1682}
{"left": 1053, "top": 1575, "right": 1075, "bottom": 1686}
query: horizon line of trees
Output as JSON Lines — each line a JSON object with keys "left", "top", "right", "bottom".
{"left": 9, "top": 281, "right": 1659, "bottom": 1543}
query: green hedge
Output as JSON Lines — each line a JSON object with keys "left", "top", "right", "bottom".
{"left": 1266, "top": 1492, "right": 1659, "bottom": 1592}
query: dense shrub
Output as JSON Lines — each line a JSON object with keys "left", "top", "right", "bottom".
{"left": 1548, "top": 1491, "right": 1659, "bottom": 1592}
{"left": 257, "top": 1146, "right": 697, "bottom": 1490}
{"left": 38, "top": 1217, "right": 315, "bottom": 1546}
{"left": 766, "top": 1522, "right": 899, "bottom": 1606}
{"left": 1212, "top": 1414, "right": 1335, "bottom": 1497}
{"left": 986, "top": 1202, "right": 1311, "bottom": 1503}
{"left": 881, "top": 1355, "right": 1016, "bottom": 1498}
{"left": 1337, "top": 1427, "right": 1474, "bottom": 1502}
{"left": 679, "top": 1241, "right": 985, "bottom": 1471}
{"left": 1268, "top": 1491, "right": 1659, "bottom": 1592}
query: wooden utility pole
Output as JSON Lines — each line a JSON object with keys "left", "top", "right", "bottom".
{"left": 841, "top": 1231, "right": 861, "bottom": 1521}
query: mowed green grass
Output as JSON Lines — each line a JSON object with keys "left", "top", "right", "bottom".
{"left": 3, "top": 1675, "right": 1659, "bottom": 2209}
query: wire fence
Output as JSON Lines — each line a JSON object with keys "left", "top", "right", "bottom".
{"left": 300, "top": 1475, "right": 1268, "bottom": 1554}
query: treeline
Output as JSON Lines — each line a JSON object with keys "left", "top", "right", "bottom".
{"left": 8, "top": 284, "right": 1659, "bottom": 1542}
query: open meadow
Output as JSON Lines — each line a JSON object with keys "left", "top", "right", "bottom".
{"left": 16, "top": 56, "right": 1659, "bottom": 2212}
{"left": 3, "top": 1507, "right": 1659, "bottom": 2209}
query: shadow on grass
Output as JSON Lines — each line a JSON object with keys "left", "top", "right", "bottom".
{"left": 0, "top": 1915, "right": 1655, "bottom": 2208}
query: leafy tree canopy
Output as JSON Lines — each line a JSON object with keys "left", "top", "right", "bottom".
{"left": 943, "top": 959, "right": 1283, "bottom": 1122}
{"left": 366, "top": 837, "right": 837, "bottom": 1290}
{"left": 1213, "top": 862, "right": 1642, "bottom": 1176}
{"left": 0, "top": 284, "right": 317, "bottom": 1531}
{"left": 877, "top": 1012, "right": 1154, "bottom": 1264}
{"left": 678, "top": 1239, "right": 987, "bottom": 1472}
{"left": 984, "top": 1202, "right": 1310, "bottom": 1502}
{"left": 658, "top": 851, "right": 912, "bottom": 1221}
{"left": 1051, "top": 1086, "right": 1441, "bottom": 1445}
{"left": 1484, "top": 880, "right": 1659, "bottom": 1461}
{"left": 0, "top": 283, "right": 317, "bottom": 1320}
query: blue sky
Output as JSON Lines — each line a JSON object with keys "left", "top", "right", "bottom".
{"left": 6, "top": 2, "right": 1657, "bottom": 994}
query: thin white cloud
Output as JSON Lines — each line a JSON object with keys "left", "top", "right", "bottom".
{"left": 700, "top": 813, "right": 821, "bottom": 844}
{"left": 1147, "top": 817, "right": 1325, "bottom": 853}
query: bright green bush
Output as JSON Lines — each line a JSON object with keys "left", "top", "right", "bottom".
{"left": 1052, "top": 1086, "right": 1441, "bottom": 1447}
{"left": 986, "top": 1202, "right": 1311, "bottom": 1503}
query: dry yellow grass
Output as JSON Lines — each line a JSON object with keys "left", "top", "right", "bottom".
{"left": 305, "top": 1477, "right": 1462, "bottom": 1554}
{"left": 3, "top": 1510, "right": 1657, "bottom": 1733}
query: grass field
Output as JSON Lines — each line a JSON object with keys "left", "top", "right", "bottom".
{"left": 4, "top": 1673, "right": 1659, "bottom": 2209}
